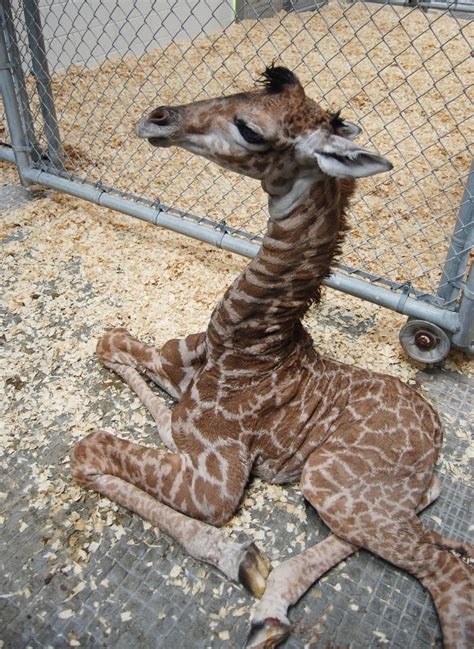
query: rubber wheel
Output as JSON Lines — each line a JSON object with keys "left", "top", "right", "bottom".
{"left": 399, "top": 320, "right": 451, "bottom": 364}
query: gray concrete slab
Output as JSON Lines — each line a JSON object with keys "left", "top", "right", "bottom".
{"left": 0, "top": 184, "right": 46, "bottom": 211}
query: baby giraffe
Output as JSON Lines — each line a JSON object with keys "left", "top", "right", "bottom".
{"left": 71, "top": 66, "right": 473, "bottom": 648}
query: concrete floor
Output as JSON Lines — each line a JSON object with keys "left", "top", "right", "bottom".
{"left": 1, "top": 183, "right": 472, "bottom": 649}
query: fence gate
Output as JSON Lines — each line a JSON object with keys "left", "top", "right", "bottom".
{"left": 1, "top": 0, "right": 473, "bottom": 362}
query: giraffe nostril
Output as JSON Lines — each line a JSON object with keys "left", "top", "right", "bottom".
{"left": 148, "top": 107, "right": 170, "bottom": 126}
{"left": 136, "top": 106, "right": 178, "bottom": 142}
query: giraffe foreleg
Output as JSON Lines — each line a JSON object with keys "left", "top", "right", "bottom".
{"left": 246, "top": 534, "right": 355, "bottom": 649}
{"left": 97, "top": 328, "right": 206, "bottom": 399}
{"left": 245, "top": 473, "right": 447, "bottom": 649}
{"left": 105, "top": 363, "right": 176, "bottom": 451}
{"left": 70, "top": 430, "right": 269, "bottom": 596}
{"left": 96, "top": 328, "right": 206, "bottom": 450}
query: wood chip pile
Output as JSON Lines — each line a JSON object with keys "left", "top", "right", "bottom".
{"left": 13, "top": 1, "right": 472, "bottom": 298}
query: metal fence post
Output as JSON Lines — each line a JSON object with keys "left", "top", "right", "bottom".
{"left": 437, "top": 159, "right": 474, "bottom": 308}
{"left": 451, "top": 258, "right": 474, "bottom": 354}
{"left": 0, "top": 0, "right": 34, "bottom": 185}
{"left": 1, "top": 0, "right": 41, "bottom": 164}
{"left": 22, "top": 0, "right": 64, "bottom": 170}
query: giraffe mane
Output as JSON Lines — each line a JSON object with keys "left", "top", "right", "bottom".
{"left": 304, "top": 179, "right": 353, "bottom": 309}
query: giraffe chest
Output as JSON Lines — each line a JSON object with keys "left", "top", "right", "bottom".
{"left": 173, "top": 351, "right": 345, "bottom": 483}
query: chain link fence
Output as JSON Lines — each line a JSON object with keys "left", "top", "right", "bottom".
{"left": 1, "top": 0, "right": 473, "bottom": 360}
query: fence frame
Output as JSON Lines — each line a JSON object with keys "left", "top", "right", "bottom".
{"left": 1, "top": 0, "right": 473, "bottom": 359}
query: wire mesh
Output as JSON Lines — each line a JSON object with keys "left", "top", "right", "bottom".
{"left": 1, "top": 0, "right": 473, "bottom": 307}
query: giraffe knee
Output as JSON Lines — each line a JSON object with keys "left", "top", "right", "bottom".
{"left": 70, "top": 430, "right": 113, "bottom": 484}
{"left": 96, "top": 327, "right": 132, "bottom": 366}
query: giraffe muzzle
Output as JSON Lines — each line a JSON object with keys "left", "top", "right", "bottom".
{"left": 135, "top": 106, "right": 180, "bottom": 146}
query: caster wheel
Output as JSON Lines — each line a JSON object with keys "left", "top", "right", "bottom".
{"left": 399, "top": 320, "right": 451, "bottom": 364}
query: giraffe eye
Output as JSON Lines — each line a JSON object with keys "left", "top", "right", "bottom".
{"left": 235, "top": 120, "right": 266, "bottom": 145}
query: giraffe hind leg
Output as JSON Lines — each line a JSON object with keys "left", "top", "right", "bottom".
{"left": 245, "top": 472, "right": 444, "bottom": 649}
{"left": 301, "top": 449, "right": 473, "bottom": 649}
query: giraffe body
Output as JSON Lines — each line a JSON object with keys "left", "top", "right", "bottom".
{"left": 71, "top": 66, "right": 473, "bottom": 648}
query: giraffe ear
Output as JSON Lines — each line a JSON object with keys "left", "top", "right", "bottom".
{"left": 334, "top": 120, "right": 362, "bottom": 140}
{"left": 296, "top": 132, "right": 392, "bottom": 179}
{"left": 329, "top": 112, "right": 362, "bottom": 140}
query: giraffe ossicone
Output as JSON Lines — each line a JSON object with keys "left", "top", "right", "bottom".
{"left": 71, "top": 65, "right": 473, "bottom": 649}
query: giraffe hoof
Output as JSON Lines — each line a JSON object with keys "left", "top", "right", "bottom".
{"left": 238, "top": 543, "right": 271, "bottom": 598}
{"left": 245, "top": 618, "right": 291, "bottom": 648}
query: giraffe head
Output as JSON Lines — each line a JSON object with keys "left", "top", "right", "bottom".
{"left": 136, "top": 65, "right": 392, "bottom": 199}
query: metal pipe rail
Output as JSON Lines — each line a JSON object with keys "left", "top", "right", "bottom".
{"left": 438, "top": 160, "right": 474, "bottom": 307}
{"left": 360, "top": 0, "right": 474, "bottom": 13}
{"left": 1, "top": 0, "right": 40, "bottom": 165}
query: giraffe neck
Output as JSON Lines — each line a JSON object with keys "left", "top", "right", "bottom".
{"left": 205, "top": 176, "right": 355, "bottom": 365}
